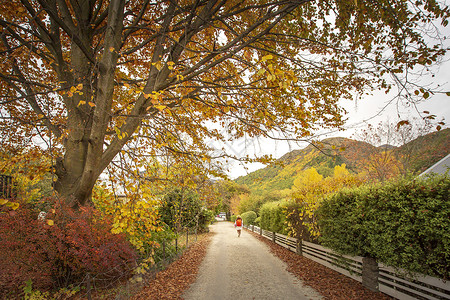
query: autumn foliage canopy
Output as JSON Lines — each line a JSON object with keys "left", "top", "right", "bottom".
{"left": 0, "top": 0, "right": 449, "bottom": 206}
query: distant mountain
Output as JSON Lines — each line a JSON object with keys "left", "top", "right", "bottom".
{"left": 394, "top": 128, "right": 450, "bottom": 174}
{"left": 235, "top": 128, "right": 450, "bottom": 195}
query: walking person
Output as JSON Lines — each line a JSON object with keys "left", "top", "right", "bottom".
{"left": 234, "top": 215, "right": 243, "bottom": 237}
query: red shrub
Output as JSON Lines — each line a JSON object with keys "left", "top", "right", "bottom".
{"left": 0, "top": 206, "right": 54, "bottom": 295}
{"left": 0, "top": 200, "right": 138, "bottom": 296}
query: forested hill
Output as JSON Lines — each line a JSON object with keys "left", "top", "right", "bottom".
{"left": 235, "top": 128, "right": 450, "bottom": 195}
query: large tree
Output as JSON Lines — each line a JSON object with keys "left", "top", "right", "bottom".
{"left": 1, "top": 0, "right": 448, "bottom": 207}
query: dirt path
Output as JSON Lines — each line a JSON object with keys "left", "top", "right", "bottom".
{"left": 182, "top": 221, "right": 323, "bottom": 300}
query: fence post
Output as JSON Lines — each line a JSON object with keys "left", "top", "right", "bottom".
{"left": 260, "top": 227, "right": 262, "bottom": 235}
{"left": 162, "top": 240, "right": 166, "bottom": 261}
{"left": 175, "top": 238, "right": 178, "bottom": 252}
{"left": 296, "top": 238, "right": 303, "bottom": 256}
{"left": 186, "top": 228, "right": 189, "bottom": 246}
{"left": 86, "top": 273, "right": 92, "bottom": 300}
{"left": 252, "top": 225, "right": 254, "bottom": 232}
{"left": 272, "top": 231, "right": 276, "bottom": 243}
{"left": 362, "top": 257, "right": 379, "bottom": 292}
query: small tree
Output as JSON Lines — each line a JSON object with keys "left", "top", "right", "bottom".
{"left": 159, "top": 188, "right": 202, "bottom": 232}
{"left": 289, "top": 165, "right": 365, "bottom": 238}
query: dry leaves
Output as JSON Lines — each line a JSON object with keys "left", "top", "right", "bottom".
{"left": 134, "top": 229, "right": 392, "bottom": 300}
{"left": 248, "top": 231, "right": 393, "bottom": 300}
{"left": 133, "top": 233, "right": 212, "bottom": 300}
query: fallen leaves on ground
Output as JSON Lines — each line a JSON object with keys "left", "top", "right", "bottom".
{"left": 248, "top": 230, "right": 393, "bottom": 300}
{"left": 133, "top": 228, "right": 392, "bottom": 300}
{"left": 133, "top": 233, "right": 212, "bottom": 300}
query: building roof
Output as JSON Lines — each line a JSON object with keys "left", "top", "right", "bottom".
{"left": 419, "top": 153, "right": 450, "bottom": 176}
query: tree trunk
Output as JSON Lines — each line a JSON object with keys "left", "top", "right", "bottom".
{"left": 52, "top": 0, "right": 126, "bottom": 208}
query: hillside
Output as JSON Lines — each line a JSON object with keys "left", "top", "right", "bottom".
{"left": 235, "top": 128, "right": 450, "bottom": 195}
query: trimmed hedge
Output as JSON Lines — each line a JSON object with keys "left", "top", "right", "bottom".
{"left": 241, "top": 211, "right": 257, "bottom": 225}
{"left": 259, "top": 200, "right": 289, "bottom": 234}
{"left": 318, "top": 174, "right": 450, "bottom": 279}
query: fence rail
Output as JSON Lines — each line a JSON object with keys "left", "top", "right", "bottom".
{"left": 244, "top": 224, "right": 450, "bottom": 300}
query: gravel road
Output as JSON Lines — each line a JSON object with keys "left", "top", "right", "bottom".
{"left": 183, "top": 221, "right": 323, "bottom": 300}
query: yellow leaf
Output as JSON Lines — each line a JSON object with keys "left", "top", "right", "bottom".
{"left": 47, "top": 219, "right": 54, "bottom": 226}
{"left": 153, "top": 61, "right": 162, "bottom": 71}
{"left": 77, "top": 100, "right": 86, "bottom": 107}
{"left": 109, "top": 47, "right": 115, "bottom": 52}
{"left": 111, "top": 227, "right": 122, "bottom": 234}
{"left": 0, "top": 198, "right": 8, "bottom": 205}
{"left": 77, "top": 83, "right": 83, "bottom": 90}
{"left": 262, "top": 54, "right": 273, "bottom": 62}
{"left": 10, "top": 202, "right": 19, "bottom": 210}
{"left": 88, "top": 102, "right": 96, "bottom": 107}
{"left": 155, "top": 105, "right": 166, "bottom": 111}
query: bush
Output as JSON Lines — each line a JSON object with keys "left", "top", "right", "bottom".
{"left": 318, "top": 175, "right": 450, "bottom": 279}
{"left": 198, "top": 209, "right": 215, "bottom": 232}
{"left": 0, "top": 199, "right": 138, "bottom": 296}
{"left": 241, "top": 211, "right": 257, "bottom": 225}
{"left": 159, "top": 189, "right": 203, "bottom": 230}
{"left": 0, "top": 204, "right": 54, "bottom": 296}
{"left": 230, "top": 214, "right": 237, "bottom": 223}
{"left": 259, "top": 200, "right": 289, "bottom": 234}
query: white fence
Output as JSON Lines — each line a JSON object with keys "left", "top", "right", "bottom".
{"left": 244, "top": 224, "right": 450, "bottom": 300}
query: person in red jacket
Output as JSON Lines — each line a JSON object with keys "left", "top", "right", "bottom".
{"left": 234, "top": 215, "right": 243, "bottom": 237}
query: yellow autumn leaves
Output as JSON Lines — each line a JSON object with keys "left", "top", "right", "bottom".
{"left": 257, "top": 54, "right": 298, "bottom": 89}
{"left": 0, "top": 198, "right": 20, "bottom": 210}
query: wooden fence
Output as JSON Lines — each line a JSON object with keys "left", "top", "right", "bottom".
{"left": 244, "top": 224, "right": 450, "bottom": 300}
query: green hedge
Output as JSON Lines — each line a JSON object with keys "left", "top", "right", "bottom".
{"left": 318, "top": 175, "right": 450, "bottom": 279}
{"left": 259, "top": 200, "right": 289, "bottom": 234}
{"left": 241, "top": 211, "right": 257, "bottom": 225}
